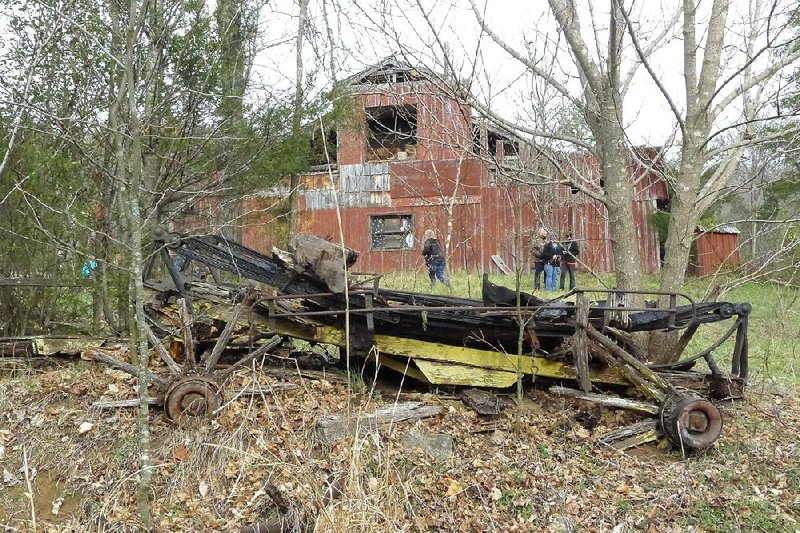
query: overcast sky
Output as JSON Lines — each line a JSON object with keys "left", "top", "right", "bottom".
{"left": 252, "top": 0, "right": 794, "bottom": 148}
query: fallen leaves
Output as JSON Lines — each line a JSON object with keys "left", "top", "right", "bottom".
{"left": 443, "top": 478, "right": 463, "bottom": 498}
{"left": 172, "top": 445, "right": 192, "bottom": 463}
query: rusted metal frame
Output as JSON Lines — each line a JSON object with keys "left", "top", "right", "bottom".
{"left": 731, "top": 315, "right": 749, "bottom": 380}
{"left": 161, "top": 247, "right": 188, "bottom": 298}
{"left": 575, "top": 288, "right": 697, "bottom": 329}
{"left": 650, "top": 317, "right": 743, "bottom": 376}
{"left": 256, "top": 290, "right": 374, "bottom": 302}
{"left": 261, "top": 304, "right": 566, "bottom": 319}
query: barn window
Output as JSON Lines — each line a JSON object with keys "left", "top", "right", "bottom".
{"left": 367, "top": 105, "right": 417, "bottom": 150}
{"left": 370, "top": 214, "right": 414, "bottom": 250}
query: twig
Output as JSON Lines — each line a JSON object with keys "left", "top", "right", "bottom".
{"left": 23, "top": 446, "right": 36, "bottom": 533}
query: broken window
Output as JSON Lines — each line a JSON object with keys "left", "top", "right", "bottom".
{"left": 471, "top": 123, "right": 482, "bottom": 154}
{"left": 370, "top": 214, "right": 414, "bottom": 250}
{"left": 366, "top": 105, "right": 417, "bottom": 161}
{"left": 504, "top": 140, "right": 519, "bottom": 157}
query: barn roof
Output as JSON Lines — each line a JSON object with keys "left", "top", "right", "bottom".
{"left": 342, "top": 56, "right": 437, "bottom": 86}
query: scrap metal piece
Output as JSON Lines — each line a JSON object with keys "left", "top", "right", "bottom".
{"left": 165, "top": 376, "right": 223, "bottom": 427}
{"left": 660, "top": 394, "right": 723, "bottom": 451}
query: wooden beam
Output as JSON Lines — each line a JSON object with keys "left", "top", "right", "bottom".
{"left": 550, "top": 386, "right": 659, "bottom": 414}
{"left": 573, "top": 293, "right": 592, "bottom": 392}
{"left": 584, "top": 323, "right": 672, "bottom": 401}
{"left": 315, "top": 401, "right": 442, "bottom": 444}
{"left": 143, "top": 324, "right": 182, "bottom": 375}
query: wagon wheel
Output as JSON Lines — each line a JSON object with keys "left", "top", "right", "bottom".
{"left": 88, "top": 296, "right": 281, "bottom": 427}
{"left": 660, "top": 394, "right": 723, "bottom": 452}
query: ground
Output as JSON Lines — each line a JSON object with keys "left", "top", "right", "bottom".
{"left": 0, "top": 274, "right": 798, "bottom": 532}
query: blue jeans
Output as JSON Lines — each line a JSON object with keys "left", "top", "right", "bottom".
{"left": 544, "top": 264, "right": 560, "bottom": 291}
{"left": 429, "top": 263, "right": 449, "bottom": 286}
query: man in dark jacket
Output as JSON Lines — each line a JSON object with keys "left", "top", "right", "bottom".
{"left": 422, "top": 229, "right": 450, "bottom": 288}
{"left": 531, "top": 228, "right": 549, "bottom": 290}
{"left": 560, "top": 231, "right": 580, "bottom": 290}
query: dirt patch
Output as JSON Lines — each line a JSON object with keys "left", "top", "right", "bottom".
{"left": 0, "top": 470, "right": 81, "bottom": 525}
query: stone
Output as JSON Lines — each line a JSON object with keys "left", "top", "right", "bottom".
{"left": 400, "top": 430, "right": 453, "bottom": 461}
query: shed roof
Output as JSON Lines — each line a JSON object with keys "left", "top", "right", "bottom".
{"left": 697, "top": 225, "right": 740, "bottom": 234}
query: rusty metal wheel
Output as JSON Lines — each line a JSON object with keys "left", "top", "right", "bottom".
{"left": 165, "top": 376, "right": 223, "bottom": 427}
{"left": 661, "top": 395, "right": 723, "bottom": 451}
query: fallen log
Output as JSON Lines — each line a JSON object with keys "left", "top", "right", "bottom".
{"left": 315, "top": 401, "right": 442, "bottom": 444}
{"left": 91, "top": 398, "right": 163, "bottom": 409}
{"left": 598, "top": 419, "right": 662, "bottom": 451}
{"left": 549, "top": 386, "right": 659, "bottom": 415}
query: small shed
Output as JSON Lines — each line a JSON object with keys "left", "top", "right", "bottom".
{"left": 691, "top": 225, "right": 741, "bottom": 275}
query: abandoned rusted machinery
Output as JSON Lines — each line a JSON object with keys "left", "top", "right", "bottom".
{"left": 86, "top": 229, "right": 750, "bottom": 451}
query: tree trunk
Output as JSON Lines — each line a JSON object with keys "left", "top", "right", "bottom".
{"left": 650, "top": 140, "right": 705, "bottom": 363}
{"left": 115, "top": 0, "right": 154, "bottom": 526}
{"left": 588, "top": 93, "right": 643, "bottom": 292}
{"left": 287, "top": 0, "right": 311, "bottom": 243}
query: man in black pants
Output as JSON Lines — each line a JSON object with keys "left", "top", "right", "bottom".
{"left": 531, "top": 227, "right": 548, "bottom": 290}
{"left": 560, "top": 230, "right": 580, "bottom": 290}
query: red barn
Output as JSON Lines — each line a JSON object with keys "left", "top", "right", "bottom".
{"left": 239, "top": 57, "right": 668, "bottom": 274}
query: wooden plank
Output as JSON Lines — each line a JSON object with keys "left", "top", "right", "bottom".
{"left": 549, "top": 386, "right": 659, "bottom": 414}
{"left": 573, "top": 293, "right": 591, "bottom": 392}
{"left": 315, "top": 401, "right": 442, "bottom": 444}
{"left": 369, "top": 352, "right": 430, "bottom": 383}
{"left": 491, "top": 255, "right": 513, "bottom": 275}
{"left": 91, "top": 398, "right": 163, "bottom": 409}
{"left": 597, "top": 419, "right": 662, "bottom": 451}
{"left": 414, "top": 360, "right": 518, "bottom": 388}
{"left": 159, "top": 302, "right": 630, "bottom": 388}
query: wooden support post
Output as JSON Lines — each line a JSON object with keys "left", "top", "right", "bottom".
{"left": 204, "top": 302, "right": 245, "bottom": 372}
{"left": 217, "top": 336, "right": 282, "bottom": 380}
{"left": 178, "top": 298, "right": 196, "bottom": 371}
{"left": 143, "top": 324, "right": 183, "bottom": 375}
{"left": 584, "top": 323, "right": 671, "bottom": 402}
{"left": 573, "top": 293, "right": 592, "bottom": 392}
{"left": 667, "top": 294, "right": 677, "bottom": 329}
{"left": 364, "top": 294, "right": 375, "bottom": 332}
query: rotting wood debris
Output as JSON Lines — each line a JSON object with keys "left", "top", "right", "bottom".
{"left": 2, "top": 228, "right": 753, "bottom": 457}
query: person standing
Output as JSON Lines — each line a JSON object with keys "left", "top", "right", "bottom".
{"left": 560, "top": 231, "right": 580, "bottom": 290}
{"left": 422, "top": 229, "right": 450, "bottom": 288}
{"left": 531, "top": 228, "right": 549, "bottom": 290}
{"left": 543, "top": 236, "right": 562, "bottom": 292}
